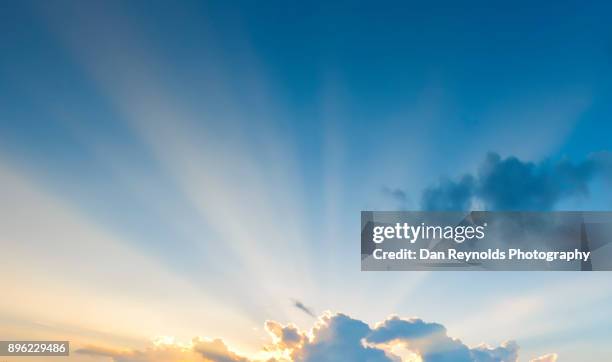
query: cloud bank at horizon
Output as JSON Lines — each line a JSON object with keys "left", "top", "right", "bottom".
{"left": 76, "top": 312, "right": 557, "bottom": 362}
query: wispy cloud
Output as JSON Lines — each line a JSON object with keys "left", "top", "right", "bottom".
{"left": 292, "top": 300, "right": 316, "bottom": 318}
{"left": 530, "top": 353, "right": 558, "bottom": 362}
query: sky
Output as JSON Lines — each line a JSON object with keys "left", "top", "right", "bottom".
{"left": 1, "top": 1, "right": 612, "bottom": 361}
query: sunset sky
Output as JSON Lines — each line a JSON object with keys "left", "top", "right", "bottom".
{"left": 1, "top": 1, "right": 612, "bottom": 361}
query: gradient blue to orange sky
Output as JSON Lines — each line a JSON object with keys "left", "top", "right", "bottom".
{"left": 1, "top": 1, "right": 612, "bottom": 361}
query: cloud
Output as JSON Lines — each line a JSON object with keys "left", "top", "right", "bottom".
{"left": 368, "top": 316, "right": 472, "bottom": 361}
{"left": 368, "top": 316, "right": 520, "bottom": 362}
{"left": 194, "top": 339, "right": 251, "bottom": 362}
{"left": 469, "top": 341, "right": 519, "bottom": 362}
{"left": 76, "top": 342, "right": 205, "bottom": 362}
{"left": 293, "top": 300, "right": 316, "bottom": 318}
{"left": 265, "top": 320, "right": 305, "bottom": 350}
{"left": 382, "top": 187, "right": 412, "bottom": 209}
{"left": 295, "top": 313, "right": 394, "bottom": 362}
{"left": 77, "top": 313, "right": 557, "bottom": 362}
{"left": 76, "top": 338, "right": 249, "bottom": 362}
{"left": 421, "top": 175, "right": 475, "bottom": 211}
{"left": 530, "top": 353, "right": 558, "bottom": 362}
{"left": 420, "top": 151, "right": 612, "bottom": 211}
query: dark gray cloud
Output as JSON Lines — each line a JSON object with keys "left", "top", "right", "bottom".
{"left": 293, "top": 299, "right": 316, "bottom": 318}
{"left": 421, "top": 175, "right": 475, "bottom": 211}
{"left": 382, "top": 187, "right": 411, "bottom": 208}
{"left": 420, "top": 152, "right": 612, "bottom": 211}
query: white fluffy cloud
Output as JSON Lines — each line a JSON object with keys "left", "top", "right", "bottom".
{"left": 76, "top": 313, "right": 556, "bottom": 362}
{"left": 294, "top": 313, "right": 394, "bottom": 362}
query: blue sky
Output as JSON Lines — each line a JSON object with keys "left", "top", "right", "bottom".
{"left": 1, "top": 1, "right": 612, "bottom": 361}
